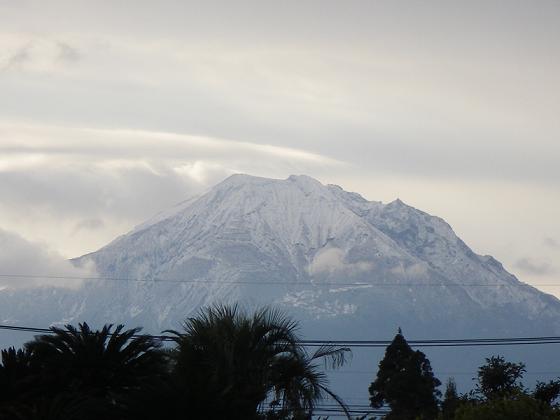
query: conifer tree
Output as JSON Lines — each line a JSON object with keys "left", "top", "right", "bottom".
{"left": 369, "top": 329, "right": 441, "bottom": 420}
{"left": 441, "top": 378, "right": 461, "bottom": 419}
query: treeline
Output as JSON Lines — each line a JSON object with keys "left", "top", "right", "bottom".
{"left": 0, "top": 305, "right": 350, "bottom": 420}
{"left": 368, "top": 329, "right": 560, "bottom": 420}
{"left": 0, "top": 306, "right": 559, "bottom": 419}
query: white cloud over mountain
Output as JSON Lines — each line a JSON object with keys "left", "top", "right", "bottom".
{"left": 0, "top": 1, "right": 559, "bottom": 294}
{"left": 0, "top": 229, "right": 95, "bottom": 289}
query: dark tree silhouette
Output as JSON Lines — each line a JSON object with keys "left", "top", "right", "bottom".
{"left": 369, "top": 329, "right": 441, "bottom": 420}
{"left": 441, "top": 378, "right": 462, "bottom": 420}
{"left": 0, "top": 347, "right": 37, "bottom": 419}
{"left": 454, "top": 393, "right": 560, "bottom": 420}
{"left": 2, "top": 393, "right": 104, "bottom": 420}
{"left": 166, "top": 304, "right": 351, "bottom": 419}
{"left": 452, "top": 355, "right": 558, "bottom": 420}
{"left": 534, "top": 379, "right": 560, "bottom": 407}
{"left": 0, "top": 347, "right": 34, "bottom": 403}
{"left": 21, "top": 323, "right": 167, "bottom": 418}
{"left": 475, "top": 355, "right": 525, "bottom": 400}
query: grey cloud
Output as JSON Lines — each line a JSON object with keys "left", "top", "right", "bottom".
{"left": 514, "top": 258, "right": 556, "bottom": 276}
{"left": 0, "top": 123, "right": 340, "bottom": 221}
{"left": 544, "top": 237, "right": 560, "bottom": 249}
{"left": 2, "top": 1, "right": 559, "bottom": 57}
{"left": 0, "top": 228, "right": 96, "bottom": 289}
{"left": 0, "top": 35, "right": 557, "bottom": 188}
{"left": 389, "top": 262, "right": 429, "bottom": 280}
{"left": 1, "top": 45, "right": 31, "bottom": 72}
{"left": 0, "top": 123, "right": 342, "bottom": 257}
{"left": 0, "top": 39, "right": 81, "bottom": 75}
{"left": 0, "top": 164, "right": 200, "bottom": 222}
{"left": 56, "top": 42, "right": 81, "bottom": 62}
{"left": 74, "top": 218, "right": 105, "bottom": 233}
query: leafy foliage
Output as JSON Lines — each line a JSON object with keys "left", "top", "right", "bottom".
{"left": 438, "top": 356, "right": 560, "bottom": 420}
{"left": 4, "top": 313, "right": 560, "bottom": 419}
{"left": 534, "top": 379, "right": 560, "bottom": 407}
{"left": 475, "top": 356, "right": 525, "bottom": 400}
{"left": 454, "top": 393, "right": 560, "bottom": 420}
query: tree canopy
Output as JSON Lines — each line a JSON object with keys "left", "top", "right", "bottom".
{"left": 475, "top": 355, "right": 526, "bottom": 400}
{"left": 369, "top": 329, "right": 441, "bottom": 420}
{"left": 0, "top": 323, "right": 167, "bottom": 419}
{"left": 166, "top": 304, "right": 351, "bottom": 419}
{"left": 3, "top": 313, "right": 560, "bottom": 419}
{"left": 454, "top": 393, "right": 560, "bottom": 420}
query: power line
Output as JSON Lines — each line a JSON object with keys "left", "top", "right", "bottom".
{"left": 0, "top": 273, "right": 554, "bottom": 287}
{"left": 0, "top": 324, "right": 174, "bottom": 342}
{"left": 301, "top": 335, "right": 560, "bottom": 348}
{"left": 303, "top": 336, "right": 560, "bottom": 344}
{"left": 264, "top": 404, "right": 386, "bottom": 411}
{"left": 298, "top": 342, "right": 560, "bottom": 348}
{"left": 312, "top": 342, "right": 560, "bottom": 348}
{"left": 3, "top": 324, "right": 560, "bottom": 348}
{"left": 262, "top": 403, "right": 388, "bottom": 417}
{"left": 330, "top": 370, "right": 560, "bottom": 376}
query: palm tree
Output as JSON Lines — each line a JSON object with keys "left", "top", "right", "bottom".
{"left": 1, "top": 394, "right": 103, "bottom": 420}
{"left": 267, "top": 344, "right": 350, "bottom": 419}
{"left": 23, "top": 323, "right": 168, "bottom": 416}
{"left": 0, "top": 347, "right": 34, "bottom": 401}
{"left": 0, "top": 347, "right": 36, "bottom": 419}
{"left": 0, "top": 342, "right": 120, "bottom": 420}
{"left": 166, "top": 304, "right": 351, "bottom": 419}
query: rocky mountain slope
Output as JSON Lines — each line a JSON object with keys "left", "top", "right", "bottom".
{"left": 3, "top": 174, "right": 559, "bottom": 336}
{"left": 2, "top": 174, "right": 559, "bottom": 395}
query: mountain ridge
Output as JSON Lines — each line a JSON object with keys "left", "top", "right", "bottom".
{"left": 1, "top": 173, "right": 558, "bottom": 336}
{"left": 2, "top": 173, "right": 559, "bottom": 397}
{"left": 68, "top": 173, "right": 560, "bottom": 334}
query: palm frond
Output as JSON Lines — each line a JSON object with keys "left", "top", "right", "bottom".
{"left": 319, "top": 385, "right": 352, "bottom": 420}
{"left": 310, "top": 345, "right": 352, "bottom": 369}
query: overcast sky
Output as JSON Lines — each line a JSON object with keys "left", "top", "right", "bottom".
{"left": 0, "top": 1, "right": 559, "bottom": 294}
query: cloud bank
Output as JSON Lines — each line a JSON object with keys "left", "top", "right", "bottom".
{"left": 0, "top": 229, "right": 96, "bottom": 289}
{"left": 0, "top": 122, "right": 341, "bottom": 257}
{"left": 514, "top": 258, "right": 556, "bottom": 277}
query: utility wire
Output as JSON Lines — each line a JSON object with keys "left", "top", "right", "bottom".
{"left": 331, "top": 370, "right": 560, "bottom": 375}
{"left": 3, "top": 324, "right": 560, "bottom": 348}
{"left": 0, "top": 273, "right": 554, "bottom": 287}
{"left": 303, "top": 341, "right": 560, "bottom": 348}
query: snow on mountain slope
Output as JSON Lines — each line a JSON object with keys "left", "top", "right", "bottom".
{"left": 1, "top": 173, "right": 559, "bottom": 339}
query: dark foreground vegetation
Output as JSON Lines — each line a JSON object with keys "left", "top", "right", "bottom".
{"left": 0, "top": 305, "right": 559, "bottom": 419}
{"left": 0, "top": 305, "right": 350, "bottom": 420}
{"left": 370, "top": 330, "right": 560, "bottom": 420}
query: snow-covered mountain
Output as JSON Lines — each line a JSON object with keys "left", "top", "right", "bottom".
{"left": 2, "top": 174, "right": 559, "bottom": 394}
{"left": 68, "top": 174, "right": 559, "bottom": 335}
{"left": 3, "top": 173, "right": 560, "bottom": 335}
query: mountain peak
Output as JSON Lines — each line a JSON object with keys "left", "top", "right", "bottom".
{"left": 212, "top": 174, "right": 329, "bottom": 200}
{"left": 287, "top": 174, "right": 321, "bottom": 184}
{"left": 390, "top": 198, "right": 405, "bottom": 206}
{"left": 217, "top": 173, "right": 325, "bottom": 189}
{"left": 218, "top": 173, "right": 271, "bottom": 186}
{"left": 63, "top": 172, "right": 560, "bottom": 340}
